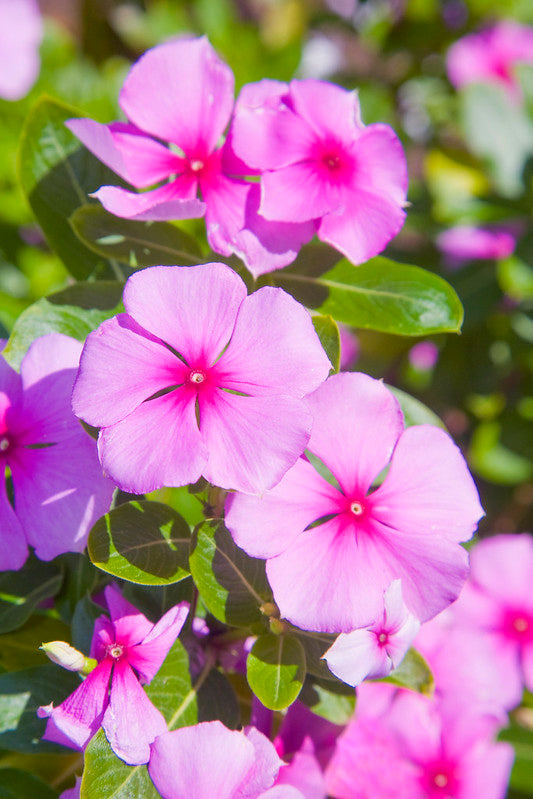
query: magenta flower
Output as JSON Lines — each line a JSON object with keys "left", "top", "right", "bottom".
{"left": 72, "top": 263, "right": 330, "bottom": 495}
{"left": 39, "top": 585, "right": 189, "bottom": 765}
{"left": 436, "top": 225, "right": 516, "bottom": 266}
{"left": 67, "top": 37, "right": 313, "bottom": 277}
{"left": 226, "top": 372, "right": 483, "bottom": 632}
{"left": 0, "top": 334, "right": 114, "bottom": 571}
{"left": 447, "top": 20, "right": 533, "bottom": 102}
{"left": 148, "top": 721, "right": 304, "bottom": 799}
{"left": 230, "top": 78, "right": 408, "bottom": 266}
{"left": 408, "top": 341, "right": 439, "bottom": 372}
{"left": 0, "top": 0, "right": 42, "bottom": 101}
{"left": 323, "top": 580, "right": 420, "bottom": 686}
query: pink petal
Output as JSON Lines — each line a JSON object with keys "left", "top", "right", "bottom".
{"left": 99, "top": 388, "right": 207, "bottom": 494}
{"left": 468, "top": 534, "right": 533, "bottom": 607}
{"left": 274, "top": 740, "right": 326, "bottom": 799}
{"left": 66, "top": 119, "right": 183, "bottom": 188}
{"left": 349, "top": 124, "right": 408, "bottom": 205}
{"left": 72, "top": 313, "right": 187, "bottom": 428}
{"left": 20, "top": 333, "right": 81, "bottom": 389}
{"left": 104, "top": 584, "right": 154, "bottom": 646}
{"left": 226, "top": 457, "right": 342, "bottom": 560}
{"left": 457, "top": 740, "right": 514, "bottom": 799}
{"left": 123, "top": 263, "right": 247, "bottom": 366}
{"left": 289, "top": 79, "right": 365, "bottom": 142}
{"left": 522, "top": 641, "right": 533, "bottom": 693}
{"left": 369, "top": 425, "right": 484, "bottom": 544}
{"left": 93, "top": 178, "right": 204, "bottom": 221}
{"left": 201, "top": 167, "right": 249, "bottom": 256}
{"left": 0, "top": 476, "right": 28, "bottom": 571}
{"left": 41, "top": 659, "right": 112, "bottom": 750}
{"left": 103, "top": 659, "right": 167, "bottom": 765}
{"left": 239, "top": 726, "right": 284, "bottom": 798}
{"left": 215, "top": 286, "right": 331, "bottom": 397}
{"left": 119, "top": 37, "right": 234, "bottom": 155}
{"left": 201, "top": 390, "right": 312, "bottom": 494}
{"left": 305, "top": 373, "right": 404, "bottom": 497}
{"left": 323, "top": 628, "right": 389, "bottom": 686}
{"left": 128, "top": 601, "right": 190, "bottom": 683}
{"left": 148, "top": 721, "right": 257, "bottom": 799}
{"left": 260, "top": 161, "right": 341, "bottom": 222}
{"left": 0, "top": 0, "right": 42, "bottom": 101}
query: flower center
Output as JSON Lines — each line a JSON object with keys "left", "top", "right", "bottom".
{"left": 513, "top": 616, "right": 530, "bottom": 634}
{"left": 434, "top": 773, "right": 448, "bottom": 789}
{"left": 188, "top": 370, "right": 206, "bottom": 385}
{"left": 190, "top": 159, "right": 204, "bottom": 172}
{"left": 377, "top": 632, "right": 388, "bottom": 645}
{"left": 0, "top": 437, "right": 9, "bottom": 453}
{"left": 350, "top": 500, "right": 364, "bottom": 516}
{"left": 323, "top": 152, "right": 342, "bottom": 171}
{"left": 107, "top": 644, "right": 124, "bottom": 659}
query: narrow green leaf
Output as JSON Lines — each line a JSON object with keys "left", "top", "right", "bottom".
{"left": 312, "top": 313, "right": 341, "bottom": 373}
{"left": 0, "top": 769, "right": 58, "bottom": 799}
{"left": 382, "top": 647, "right": 434, "bottom": 695}
{"left": 81, "top": 730, "right": 159, "bottom": 799}
{"left": 276, "top": 256, "right": 464, "bottom": 336}
{"left": 189, "top": 521, "right": 271, "bottom": 627}
{"left": 88, "top": 501, "right": 191, "bottom": 585}
{"left": 70, "top": 205, "right": 203, "bottom": 268}
{"left": 0, "top": 558, "right": 62, "bottom": 634}
{"left": 246, "top": 633, "right": 306, "bottom": 710}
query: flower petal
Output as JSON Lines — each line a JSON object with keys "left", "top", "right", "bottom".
{"left": 104, "top": 584, "right": 154, "bottom": 647}
{"left": 289, "top": 79, "right": 365, "bottom": 142}
{"left": 119, "top": 37, "right": 234, "bottom": 155}
{"left": 0, "top": 475, "right": 28, "bottom": 571}
{"left": 350, "top": 123, "right": 408, "bottom": 205}
{"left": 93, "top": 178, "right": 204, "bottom": 221}
{"left": 129, "top": 601, "right": 190, "bottom": 683}
{"left": 240, "top": 726, "right": 283, "bottom": 798}
{"left": 260, "top": 161, "right": 340, "bottom": 222}
{"left": 324, "top": 629, "right": 389, "bottom": 686}
{"left": 468, "top": 534, "right": 533, "bottom": 607}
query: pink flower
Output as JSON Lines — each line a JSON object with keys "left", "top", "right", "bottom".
{"left": 148, "top": 720, "right": 305, "bottom": 799}
{"left": 0, "top": 0, "right": 42, "bottom": 100}
{"left": 67, "top": 37, "right": 313, "bottom": 277}
{"left": 436, "top": 225, "right": 516, "bottom": 266}
{"left": 338, "top": 324, "right": 358, "bottom": 370}
{"left": 39, "top": 585, "right": 189, "bottom": 765}
{"left": 72, "top": 263, "right": 330, "bottom": 495}
{"left": 408, "top": 341, "right": 439, "bottom": 371}
{"left": 447, "top": 20, "right": 533, "bottom": 102}
{"left": 230, "top": 78, "right": 408, "bottom": 267}
{"left": 323, "top": 580, "right": 420, "bottom": 686}
{"left": 0, "top": 334, "right": 114, "bottom": 571}
{"left": 226, "top": 372, "right": 483, "bottom": 632}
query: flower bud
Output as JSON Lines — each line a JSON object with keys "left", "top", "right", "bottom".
{"left": 40, "top": 640, "right": 95, "bottom": 674}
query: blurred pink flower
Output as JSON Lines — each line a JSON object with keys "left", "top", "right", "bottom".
{"left": 231, "top": 78, "right": 408, "bottom": 267}
{"left": 338, "top": 324, "right": 358, "bottom": 370}
{"left": 39, "top": 585, "right": 189, "bottom": 765}
{"left": 0, "top": 335, "right": 114, "bottom": 571}
{"left": 0, "top": 0, "right": 42, "bottom": 100}
{"left": 226, "top": 372, "right": 483, "bottom": 632}
{"left": 408, "top": 341, "right": 439, "bottom": 371}
{"left": 436, "top": 225, "right": 516, "bottom": 267}
{"left": 72, "top": 263, "right": 330, "bottom": 495}
{"left": 447, "top": 20, "right": 533, "bottom": 101}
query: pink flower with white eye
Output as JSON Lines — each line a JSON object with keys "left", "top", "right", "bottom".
{"left": 0, "top": 334, "right": 114, "bottom": 571}
{"left": 66, "top": 37, "right": 313, "bottom": 277}
{"left": 38, "top": 585, "right": 189, "bottom": 765}
{"left": 230, "top": 78, "right": 408, "bottom": 267}
{"left": 452, "top": 534, "right": 533, "bottom": 699}
{"left": 0, "top": 0, "right": 42, "bottom": 101}
{"left": 148, "top": 721, "right": 305, "bottom": 799}
{"left": 436, "top": 225, "right": 516, "bottom": 267}
{"left": 226, "top": 372, "right": 483, "bottom": 633}
{"left": 447, "top": 20, "right": 533, "bottom": 102}
{"left": 323, "top": 580, "right": 420, "bottom": 686}
{"left": 72, "top": 263, "right": 331, "bottom": 495}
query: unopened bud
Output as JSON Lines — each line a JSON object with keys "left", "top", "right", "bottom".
{"left": 40, "top": 641, "right": 96, "bottom": 675}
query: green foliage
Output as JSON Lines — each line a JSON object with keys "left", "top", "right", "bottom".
{"left": 246, "top": 633, "right": 306, "bottom": 711}
{"left": 0, "top": 558, "right": 62, "bottom": 634}
{"left": 81, "top": 730, "right": 159, "bottom": 799}
{"left": 312, "top": 313, "right": 341, "bottom": 373}
{"left": 0, "top": 769, "right": 58, "bottom": 799}
{"left": 382, "top": 648, "right": 435, "bottom": 696}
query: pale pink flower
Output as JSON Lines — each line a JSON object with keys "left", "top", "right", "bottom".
{"left": 0, "top": 0, "right": 42, "bottom": 100}
{"left": 39, "top": 585, "right": 189, "bottom": 765}
{"left": 230, "top": 78, "right": 408, "bottom": 266}
{"left": 67, "top": 37, "right": 312, "bottom": 277}
{"left": 447, "top": 20, "right": 533, "bottom": 102}
{"left": 338, "top": 324, "right": 358, "bottom": 370}
{"left": 408, "top": 341, "right": 439, "bottom": 371}
{"left": 436, "top": 225, "right": 516, "bottom": 266}
{"left": 148, "top": 721, "right": 304, "bottom": 799}
{"left": 72, "top": 263, "right": 330, "bottom": 495}
{"left": 0, "top": 335, "right": 114, "bottom": 571}
{"left": 323, "top": 580, "right": 420, "bottom": 686}
{"left": 226, "top": 372, "right": 483, "bottom": 632}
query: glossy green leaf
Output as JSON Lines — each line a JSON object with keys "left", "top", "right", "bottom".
{"left": 0, "top": 616, "right": 70, "bottom": 671}
{"left": 0, "top": 558, "right": 62, "bottom": 634}
{"left": 81, "top": 730, "right": 159, "bottom": 799}
{"left": 88, "top": 501, "right": 191, "bottom": 585}
{"left": 300, "top": 676, "right": 356, "bottom": 725}
{"left": 70, "top": 205, "right": 202, "bottom": 268}
{"left": 312, "top": 313, "right": 341, "bottom": 373}
{"left": 0, "top": 769, "right": 58, "bottom": 799}
{"left": 145, "top": 639, "right": 198, "bottom": 730}
{"left": 383, "top": 647, "right": 434, "bottom": 695}
{"left": 18, "top": 97, "right": 126, "bottom": 280}
{"left": 3, "top": 281, "right": 123, "bottom": 369}
{"left": 276, "top": 257, "right": 463, "bottom": 336}
{"left": 246, "top": 633, "right": 306, "bottom": 710}
{"left": 189, "top": 521, "right": 271, "bottom": 627}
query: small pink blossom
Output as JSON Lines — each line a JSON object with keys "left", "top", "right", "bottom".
{"left": 408, "top": 341, "right": 439, "bottom": 371}
{"left": 0, "top": 0, "right": 42, "bottom": 100}
{"left": 447, "top": 20, "right": 533, "bottom": 102}
{"left": 226, "top": 372, "right": 483, "bottom": 632}
{"left": 148, "top": 721, "right": 304, "bottom": 799}
{"left": 39, "top": 585, "right": 189, "bottom": 765}
{"left": 323, "top": 580, "right": 420, "bottom": 686}
{"left": 436, "top": 225, "right": 516, "bottom": 266}
{"left": 72, "top": 263, "right": 330, "bottom": 495}
{"left": 230, "top": 78, "right": 408, "bottom": 267}
{"left": 0, "top": 334, "right": 114, "bottom": 571}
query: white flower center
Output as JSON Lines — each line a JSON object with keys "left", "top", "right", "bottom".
{"left": 350, "top": 501, "right": 364, "bottom": 516}
{"left": 107, "top": 644, "right": 124, "bottom": 659}
{"left": 190, "top": 159, "right": 204, "bottom": 172}
{"left": 189, "top": 370, "right": 206, "bottom": 384}
{"left": 378, "top": 632, "right": 388, "bottom": 644}
{"left": 513, "top": 616, "right": 530, "bottom": 634}
{"left": 0, "top": 437, "right": 9, "bottom": 452}
{"left": 434, "top": 773, "right": 448, "bottom": 788}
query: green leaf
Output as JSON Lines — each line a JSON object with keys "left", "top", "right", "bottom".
{"left": 0, "top": 769, "right": 58, "bottom": 799}
{"left": 70, "top": 205, "right": 203, "bottom": 268}
{"left": 0, "top": 616, "right": 70, "bottom": 671}
{"left": 88, "top": 501, "right": 191, "bottom": 585}
{"left": 189, "top": 521, "right": 271, "bottom": 627}
{"left": 18, "top": 97, "right": 126, "bottom": 280}
{"left": 81, "top": 730, "right": 159, "bottom": 799}
{"left": 0, "top": 558, "right": 62, "bottom": 634}
{"left": 275, "top": 257, "right": 464, "bottom": 336}
{"left": 498, "top": 256, "right": 533, "bottom": 301}
{"left": 0, "top": 664, "right": 79, "bottom": 753}
{"left": 196, "top": 667, "right": 240, "bottom": 729}
{"left": 500, "top": 720, "right": 533, "bottom": 794}
{"left": 3, "top": 281, "right": 123, "bottom": 369}
{"left": 382, "top": 647, "right": 434, "bottom": 695}
{"left": 469, "top": 421, "right": 533, "bottom": 485}
{"left": 246, "top": 633, "right": 306, "bottom": 710}
{"left": 387, "top": 385, "right": 446, "bottom": 429}
{"left": 312, "top": 314, "right": 340, "bottom": 373}
{"left": 145, "top": 639, "right": 197, "bottom": 730}
{"left": 300, "top": 676, "right": 356, "bottom": 725}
